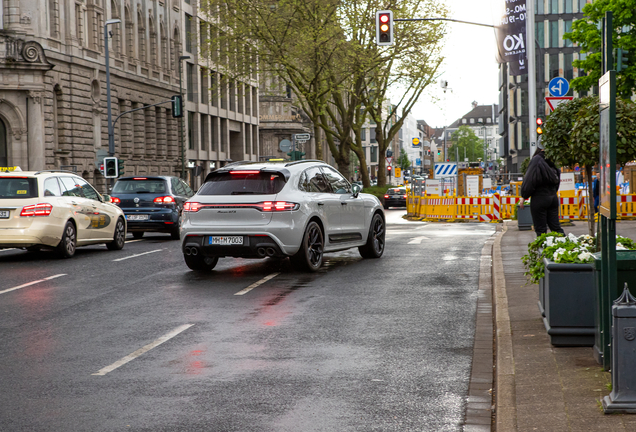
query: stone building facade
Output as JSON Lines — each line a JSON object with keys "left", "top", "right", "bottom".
{"left": 0, "top": 0, "right": 190, "bottom": 192}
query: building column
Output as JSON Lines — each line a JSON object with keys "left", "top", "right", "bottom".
{"left": 27, "top": 91, "right": 45, "bottom": 170}
{"left": 156, "top": 107, "right": 167, "bottom": 159}
{"left": 133, "top": 102, "right": 145, "bottom": 158}
{"left": 145, "top": 106, "right": 156, "bottom": 158}
{"left": 166, "top": 110, "right": 178, "bottom": 160}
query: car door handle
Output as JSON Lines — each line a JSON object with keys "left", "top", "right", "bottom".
{"left": 317, "top": 202, "right": 324, "bottom": 206}
{"left": 341, "top": 202, "right": 347, "bottom": 206}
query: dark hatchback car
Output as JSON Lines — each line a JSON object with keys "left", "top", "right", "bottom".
{"left": 110, "top": 176, "right": 194, "bottom": 239}
{"left": 383, "top": 187, "right": 407, "bottom": 209}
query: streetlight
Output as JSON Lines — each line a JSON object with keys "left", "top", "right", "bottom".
{"left": 104, "top": 18, "right": 121, "bottom": 190}
{"left": 178, "top": 55, "right": 190, "bottom": 179}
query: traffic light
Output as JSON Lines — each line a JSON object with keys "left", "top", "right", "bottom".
{"left": 104, "top": 157, "right": 118, "bottom": 178}
{"left": 387, "top": 166, "right": 392, "bottom": 174}
{"left": 286, "top": 150, "right": 305, "bottom": 161}
{"left": 171, "top": 95, "right": 183, "bottom": 118}
{"left": 437, "top": 149, "right": 441, "bottom": 156}
{"left": 617, "top": 49, "right": 629, "bottom": 71}
{"left": 376, "top": 11, "right": 393, "bottom": 46}
{"left": 117, "top": 158, "right": 125, "bottom": 176}
{"left": 536, "top": 117, "right": 543, "bottom": 135}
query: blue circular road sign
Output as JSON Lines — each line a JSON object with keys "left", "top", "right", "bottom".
{"left": 548, "top": 77, "right": 570, "bottom": 97}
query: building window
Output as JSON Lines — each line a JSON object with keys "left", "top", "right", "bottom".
{"left": 462, "top": 119, "right": 467, "bottom": 124}
{"left": 578, "top": 0, "right": 587, "bottom": 12}
{"left": 49, "top": 0, "right": 59, "bottom": 38}
{"left": 549, "top": 0, "right": 558, "bottom": 14}
{"left": 361, "top": 128, "right": 366, "bottom": 141}
{"left": 210, "top": 117, "right": 217, "bottom": 152}
{"left": 201, "top": 68, "right": 208, "bottom": 104}
{"left": 564, "top": 0, "right": 573, "bottom": 13}
{"left": 229, "top": 81, "right": 236, "bottom": 111}
{"left": 245, "top": 85, "right": 250, "bottom": 115}
{"left": 161, "top": 22, "right": 168, "bottom": 70}
{"left": 199, "top": 20, "right": 207, "bottom": 55}
{"left": 549, "top": 53, "right": 559, "bottom": 79}
{"left": 370, "top": 146, "right": 378, "bottom": 163}
{"left": 470, "top": 118, "right": 475, "bottom": 124}
{"left": 200, "top": 114, "right": 207, "bottom": 150}
{"left": 564, "top": 20, "right": 573, "bottom": 47}
{"left": 238, "top": 84, "right": 243, "bottom": 113}
{"left": 185, "top": 14, "right": 193, "bottom": 53}
{"left": 564, "top": 53, "right": 573, "bottom": 82}
{"left": 187, "top": 63, "right": 194, "bottom": 102}
{"left": 211, "top": 73, "right": 217, "bottom": 107}
{"left": 220, "top": 75, "right": 227, "bottom": 109}
{"left": 536, "top": 22, "right": 544, "bottom": 48}
{"left": 550, "top": 21, "right": 559, "bottom": 48}
{"left": 536, "top": 0, "right": 544, "bottom": 14}
{"left": 125, "top": 7, "right": 134, "bottom": 60}
{"left": 370, "top": 128, "right": 376, "bottom": 143}
{"left": 188, "top": 112, "right": 195, "bottom": 150}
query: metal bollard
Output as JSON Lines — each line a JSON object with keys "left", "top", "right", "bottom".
{"left": 603, "top": 283, "right": 636, "bottom": 413}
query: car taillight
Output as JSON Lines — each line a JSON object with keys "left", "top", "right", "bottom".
{"left": 183, "top": 202, "right": 201, "bottom": 212}
{"left": 259, "top": 201, "right": 299, "bottom": 211}
{"left": 20, "top": 203, "right": 53, "bottom": 217}
{"left": 111, "top": 196, "right": 121, "bottom": 205}
{"left": 154, "top": 196, "right": 175, "bottom": 204}
{"left": 403, "top": 194, "right": 407, "bottom": 198}
{"left": 384, "top": 195, "right": 389, "bottom": 198}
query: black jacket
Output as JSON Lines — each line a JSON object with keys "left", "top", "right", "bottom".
{"left": 520, "top": 151, "right": 561, "bottom": 199}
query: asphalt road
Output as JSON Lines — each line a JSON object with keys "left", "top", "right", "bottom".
{"left": 0, "top": 210, "right": 495, "bottom": 432}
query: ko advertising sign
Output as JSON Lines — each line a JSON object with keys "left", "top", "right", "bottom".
{"left": 496, "top": 0, "right": 527, "bottom": 76}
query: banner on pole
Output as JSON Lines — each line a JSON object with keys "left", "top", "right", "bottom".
{"left": 495, "top": 0, "right": 527, "bottom": 76}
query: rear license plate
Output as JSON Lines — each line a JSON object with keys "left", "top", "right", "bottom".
{"left": 209, "top": 236, "right": 243, "bottom": 245}
{"left": 127, "top": 214, "right": 149, "bottom": 221}
{"left": 0, "top": 210, "right": 9, "bottom": 219}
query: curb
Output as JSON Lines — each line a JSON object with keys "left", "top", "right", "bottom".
{"left": 463, "top": 235, "right": 496, "bottom": 431}
{"left": 493, "top": 222, "right": 516, "bottom": 430}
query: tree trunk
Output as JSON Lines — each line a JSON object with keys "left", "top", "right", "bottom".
{"left": 585, "top": 165, "right": 596, "bottom": 239}
{"left": 313, "top": 123, "right": 323, "bottom": 161}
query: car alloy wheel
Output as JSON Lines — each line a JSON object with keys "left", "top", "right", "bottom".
{"left": 107, "top": 218, "right": 126, "bottom": 250}
{"left": 359, "top": 213, "right": 385, "bottom": 259}
{"left": 57, "top": 221, "right": 76, "bottom": 258}
{"left": 291, "top": 221, "right": 324, "bottom": 272}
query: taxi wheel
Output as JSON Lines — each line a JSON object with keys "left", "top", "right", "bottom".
{"left": 132, "top": 232, "right": 144, "bottom": 239}
{"left": 107, "top": 218, "right": 126, "bottom": 251}
{"left": 291, "top": 221, "right": 323, "bottom": 272}
{"left": 57, "top": 221, "right": 77, "bottom": 258}
{"left": 184, "top": 254, "right": 219, "bottom": 272}
{"left": 359, "top": 213, "right": 385, "bottom": 259}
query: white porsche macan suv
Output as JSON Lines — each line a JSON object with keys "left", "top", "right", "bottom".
{"left": 180, "top": 160, "right": 385, "bottom": 272}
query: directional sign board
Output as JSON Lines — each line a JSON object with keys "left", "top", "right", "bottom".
{"left": 548, "top": 77, "right": 570, "bottom": 97}
{"left": 294, "top": 133, "right": 310, "bottom": 140}
{"left": 546, "top": 96, "right": 574, "bottom": 112}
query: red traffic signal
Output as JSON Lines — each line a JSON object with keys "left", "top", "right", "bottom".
{"left": 376, "top": 11, "right": 393, "bottom": 46}
{"left": 387, "top": 166, "right": 392, "bottom": 172}
{"left": 536, "top": 117, "right": 543, "bottom": 135}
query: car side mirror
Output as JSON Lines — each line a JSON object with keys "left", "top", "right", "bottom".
{"left": 102, "top": 194, "right": 112, "bottom": 203}
{"left": 352, "top": 184, "right": 361, "bottom": 198}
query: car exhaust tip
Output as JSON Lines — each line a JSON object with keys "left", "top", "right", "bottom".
{"left": 184, "top": 247, "right": 192, "bottom": 256}
{"left": 266, "top": 247, "right": 276, "bottom": 257}
{"left": 257, "top": 247, "right": 267, "bottom": 258}
{"left": 191, "top": 247, "right": 199, "bottom": 256}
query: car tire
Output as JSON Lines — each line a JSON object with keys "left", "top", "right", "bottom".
{"left": 56, "top": 221, "right": 77, "bottom": 258}
{"left": 290, "top": 221, "right": 324, "bottom": 272}
{"left": 25, "top": 246, "right": 41, "bottom": 252}
{"left": 184, "top": 253, "right": 219, "bottom": 272}
{"left": 383, "top": 204, "right": 389, "bottom": 210}
{"left": 170, "top": 219, "right": 180, "bottom": 240}
{"left": 359, "top": 213, "right": 385, "bottom": 259}
{"left": 132, "top": 231, "right": 144, "bottom": 240}
{"left": 107, "top": 218, "right": 126, "bottom": 250}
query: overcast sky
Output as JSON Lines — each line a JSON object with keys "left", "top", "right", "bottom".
{"left": 406, "top": 0, "right": 501, "bottom": 128}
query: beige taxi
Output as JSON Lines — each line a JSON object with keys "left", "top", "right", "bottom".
{"left": 0, "top": 170, "right": 126, "bottom": 257}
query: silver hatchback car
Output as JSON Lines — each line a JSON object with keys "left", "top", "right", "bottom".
{"left": 180, "top": 160, "right": 385, "bottom": 272}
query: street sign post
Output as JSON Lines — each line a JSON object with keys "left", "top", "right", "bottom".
{"left": 546, "top": 96, "right": 574, "bottom": 111}
{"left": 548, "top": 77, "right": 570, "bottom": 97}
{"left": 294, "top": 133, "right": 310, "bottom": 141}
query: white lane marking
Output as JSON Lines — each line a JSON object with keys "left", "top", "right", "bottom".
{"left": 407, "top": 236, "right": 430, "bottom": 244}
{"left": 112, "top": 249, "right": 164, "bottom": 262}
{"left": 0, "top": 274, "right": 67, "bottom": 295}
{"left": 92, "top": 324, "right": 194, "bottom": 376}
{"left": 125, "top": 239, "right": 143, "bottom": 243}
{"left": 0, "top": 248, "right": 16, "bottom": 253}
{"left": 234, "top": 273, "right": 280, "bottom": 296}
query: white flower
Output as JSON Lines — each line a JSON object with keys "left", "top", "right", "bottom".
{"left": 578, "top": 251, "right": 593, "bottom": 262}
{"left": 553, "top": 248, "right": 566, "bottom": 261}
{"left": 555, "top": 237, "right": 567, "bottom": 244}
{"left": 568, "top": 233, "right": 578, "bottom": 242}
{"left": 544, "top": 237, "right": 554, "bottom": 247}
{"left": 617, "top": 243, "right": 628, "bottom": 250}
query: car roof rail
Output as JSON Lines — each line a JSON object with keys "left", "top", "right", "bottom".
{"left": 284, "top": 160, "right": 324, "bottom": 167}
{"left": 33, "top": 169, "right": 77, "bottom": 175}
{"left": 222, "top": 160, "right": 253, "bottom": 168}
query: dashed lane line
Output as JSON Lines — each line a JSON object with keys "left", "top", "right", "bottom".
{"left": 407, "top": 236, "right": 430, "bottom": 244}
{"left": 125, "top": 239, "right": 144, "bottom": 243}
{"left": 112, "top": 249, "right": 164, "bottom": 262}
{"left": 0, "top": 274, "right": 67, "bottom": 295}
{"left": 234, "top": 273, "right": 281, "bottom": 296}
{"left": 92, "top": 324, "right": 194, "bottom": 376}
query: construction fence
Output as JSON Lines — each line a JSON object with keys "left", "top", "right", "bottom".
{"left": 406, "top": 187, "right": 636, "bottom": 223}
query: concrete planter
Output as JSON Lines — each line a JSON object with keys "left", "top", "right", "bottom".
{"left": 538, "top": 277, "right": 545, "bottom": 317}
{"left": 542, "top": 258, "right": 595, "bottom": 346}
{"left": 517, "top": 205, "right": 533, "bottom": 231}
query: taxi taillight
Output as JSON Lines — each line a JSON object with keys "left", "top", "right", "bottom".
{"left": 20, "top": 203, "right": 53, "bottom": 217}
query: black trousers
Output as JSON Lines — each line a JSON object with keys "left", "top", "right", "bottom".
{"left": 530, "top": 194, "right": 564, "bottom": 235}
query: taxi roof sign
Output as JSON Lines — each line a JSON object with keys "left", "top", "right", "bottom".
{"left": 0, "top": 166, "right": 21, "bottom": 172}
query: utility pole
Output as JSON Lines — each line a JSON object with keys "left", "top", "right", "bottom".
{"left": 178, "top": 55, "right": 190, "bottom": 180}
{"left": 527, "top": 0, "right": 537, "bottom": 158}
{"left": 104, "top": 18, "right": 121, "bottom": 191}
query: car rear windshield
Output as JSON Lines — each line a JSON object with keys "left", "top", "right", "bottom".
{"left": 0, "top": 177, "right": 38, "bottom": 198}
{"left": 386, "top": 188, "right": 405, "bottom": 195}
{"left": 198, "top": 172, "right": 286, "bottom": 195}
{"left": 112, "top": 179, "right": 167, "bottom": 194}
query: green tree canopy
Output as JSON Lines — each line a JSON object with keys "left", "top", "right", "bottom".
{"left": 398, "top": 149, "right": 411, "bottom": 172}
{"left": 564, "top": 0, "right": 636, "bottom": 99}
{"left": 447, "top": 126, "right": 483, "bottom": 162}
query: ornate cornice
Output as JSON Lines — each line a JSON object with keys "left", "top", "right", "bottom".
{"left": 1, "top": 37, "right": 54, "bottom": 70}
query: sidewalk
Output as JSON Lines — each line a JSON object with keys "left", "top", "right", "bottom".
{"left": 494, "top": 220, "right": 636, "bottom": 431}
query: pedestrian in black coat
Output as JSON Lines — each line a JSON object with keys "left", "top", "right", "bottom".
{"left": 520, "top": 138, "right": 565, "bottom": 235}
